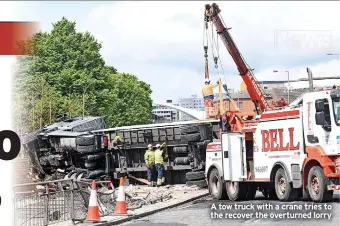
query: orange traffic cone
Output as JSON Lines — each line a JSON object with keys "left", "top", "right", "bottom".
{"left": 86, "top": 180, "right": 100, "bottom": 222}
{"left": 114, "top": 177, "right": 128, "bottom": 215}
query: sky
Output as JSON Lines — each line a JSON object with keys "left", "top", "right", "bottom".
{"left": 1, "top": 1, "right": 340, "bottom": 103}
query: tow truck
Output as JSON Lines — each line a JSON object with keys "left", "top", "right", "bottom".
{"left": 204, "top": 3, "right": 340, "bottom": 202}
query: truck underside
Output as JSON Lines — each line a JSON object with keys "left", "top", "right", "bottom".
{"left": 21, "top": 116, "right": 220, "bottom": 185}
{"left": 93, "top": 120, "right": 220, "bottom": 184}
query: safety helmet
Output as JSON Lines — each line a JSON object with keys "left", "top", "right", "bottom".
{"left": 205, "top": 78, "right": 210, "bottom": 83}
{"left": 147, "top": 144, "right": 153, "bottom": 148}
{"left": 156, "top": 144, "right": 161, "bottom": 148}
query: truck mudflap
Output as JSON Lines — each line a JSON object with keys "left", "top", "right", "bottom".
{"left": 327, "top": 185, "right": 340, "bottom": 190}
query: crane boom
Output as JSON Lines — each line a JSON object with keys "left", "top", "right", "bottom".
{"left": 205, "top": 3, "right": 270, "bottom": 114}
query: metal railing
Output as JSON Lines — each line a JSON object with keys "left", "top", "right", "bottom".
{"left": 13, "top": 179, "right": 115, "bottom": 226}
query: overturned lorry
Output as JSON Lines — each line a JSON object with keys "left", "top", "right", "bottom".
{"left": 22, "top": 116, "right": 220, "bottom": 185}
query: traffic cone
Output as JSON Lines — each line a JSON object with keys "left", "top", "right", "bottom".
{"left": 114, "top": 177, "right": 128, "bottom": 215}
{"left": 86, "top": 180, "right": 100, "bottom": 222}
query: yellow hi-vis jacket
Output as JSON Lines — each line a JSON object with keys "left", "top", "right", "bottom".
{"left": 144, "top": 150, "right": 155, "bottom": 166}
{"left": 155, "top": 148, "right": 168, "bottom": 165}
{"left": 202, "top": 84, "right": 218, "bottom": 97}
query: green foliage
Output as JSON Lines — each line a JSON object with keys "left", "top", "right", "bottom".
{"left": 13, "top": 17, "right": 152, "bottom": 133}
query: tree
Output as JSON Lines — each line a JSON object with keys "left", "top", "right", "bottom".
{"left": 13, "top": 17, "right": 152, "bottom": 132}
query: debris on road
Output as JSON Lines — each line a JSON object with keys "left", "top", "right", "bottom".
{"left": 123, "top": 184, "right": 206, "bottom": 211}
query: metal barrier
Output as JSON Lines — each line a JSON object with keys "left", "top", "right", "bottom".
{"left": 13, "top": 179, "right": 115, "bottom": 226}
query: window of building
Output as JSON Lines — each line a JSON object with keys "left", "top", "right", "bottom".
{"left": 264, "top": 86, "right": 268, "bottom": 89}
{"left": 238, "top": 102, "right": 243, "bottom": 109}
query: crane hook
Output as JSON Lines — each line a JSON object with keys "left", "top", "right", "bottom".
{"left": 214, "top": 56, "right": 218, "bottom": 68}
{"left": 204, "top": 46, "right": 208, "bottom": 58}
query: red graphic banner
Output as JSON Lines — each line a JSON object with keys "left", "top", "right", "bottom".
{"left": 0, "top": 22, "right": 39, "bottom": 55}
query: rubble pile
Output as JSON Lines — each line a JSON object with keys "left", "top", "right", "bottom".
{"left": 122, "top": 184, "right": 205, "bottom": 210}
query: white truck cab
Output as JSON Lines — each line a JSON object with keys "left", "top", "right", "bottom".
{"left": 205, "top": 89, "right": 340, "bottom": 202}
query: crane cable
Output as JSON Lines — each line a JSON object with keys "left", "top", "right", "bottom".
{"left": 208, "top": 20, "right": 230, "bottom": 98}
{"left": 203, "top": 18, "right": 209, "bottom": 79}
{"left": 210, "top": 22, "right": 227, "bottom": 85}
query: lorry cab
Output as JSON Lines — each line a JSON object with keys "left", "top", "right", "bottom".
{"left": 205, "top": 89, "right": 340, "bottom": 203}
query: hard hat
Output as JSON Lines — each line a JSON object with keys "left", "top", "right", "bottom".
{"left": 147, "top": 144, "right": 153, "bottom": 148}
{"left": 205, "top": 78, "right": 210, "bottom": 83}
{"left": 156, "top": 144, "right": 161, "bottom": 148}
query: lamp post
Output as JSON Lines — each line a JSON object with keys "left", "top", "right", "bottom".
{"left": 273, "top": 70, "right": 290, "bottom": 103}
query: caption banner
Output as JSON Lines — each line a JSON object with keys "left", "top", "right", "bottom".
{"left": 211, "top": 203, "right": 333, "bottom": 220}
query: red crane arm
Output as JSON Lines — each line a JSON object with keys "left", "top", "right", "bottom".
{"left": 205, "top": 3, "right": 270, "bottom": 114}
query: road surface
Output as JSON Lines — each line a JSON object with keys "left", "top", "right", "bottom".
{"left": 122, "top": 191, "right": 340, "bottom": 226}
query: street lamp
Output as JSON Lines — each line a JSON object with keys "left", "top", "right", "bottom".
{"left": 273, "top": 70, "right": 290, "bottom": 103}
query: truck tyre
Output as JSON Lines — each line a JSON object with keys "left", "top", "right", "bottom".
{"left": 173, "top": 147, "right": 189, "bottom": 154}
{"left": 208, "top": 169, "right": 228, "bottom": 200}
{"left": 307, "top": 166, "right": 333, "bottom": 202}
{"left": 181, "top": 125, "right": 200, "bottom": 134}
{"left": 77, "top": 145, "right": 96, "bottom": 154}
{"left": 76, "top": 134, "right": 95, "bottom": 146}
{"left": 85, "top": 161, "right": 97, "bottom": 169}
{"left": 186, "top": 179, "right": 207, "bottom": 188}
{"left": 183, "top": 133, "right": 201, "bottom": 142}
{"left": 186, "top": 171, "right": 205, "bottom": 181}
{"left": 87, "top": 154, "right": 105, "bottom": 161}
{"left": 302, "top": 187, "right": 310, "bottom": 200}
{"left": 174, "top": 157, "right": 190, "bottom": 165}
{"left": 87, "top": 170, "right": 105, "bottom": 179}
{"left": 275, "top": 168, "right": 299, "bottom": 201}
{"left": 226, "top": 181, "right": 248, "bottom": 201}
{"left": 245, "top": 184, "right": 257, "bottom": 200}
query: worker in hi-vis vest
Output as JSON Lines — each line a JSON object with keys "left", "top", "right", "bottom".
{"left": 202, "top": 78, "right": 219, "bottom": 101}
{"left": 144, "top": 144, "right": 156, "bottom": 187}
{"left": 154, "top": 143, "right": 168, "bottom": 186}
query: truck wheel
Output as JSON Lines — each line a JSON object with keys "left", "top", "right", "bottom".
{"left": 85, "top": 161, "right": 97, "bottom": 169}
{"left": 208, "top": 169, "right": 228, "bottom": 200}
{"left": 186, "top": 179, "right": 207, "bottom": 188}
{"left": 76, "top": 134, "right": 95, "bottom": 146}
{"left": 77, "top": 145, "right": 96, "bottom": 154}
{"left": 307, "top": 166, "right": 333, "bottom": 202}
{"left": 186, "top": 171, "right": 205, "bottom": 181}
{"left": 302, "top": 187, "right": 310, "bottom": 200}
{"left": 245, "top": 184, "right": 257, "bottom": 200}
{"left": 183, "top": 133, "right": 201, "bottom": 142}
{"left": 226, "top": 181, "right": 247, "bottom": 201}
{"left": 87, "top": 154, "right": 105, "bottom": 161}
{"left": 181, "top": 125, "right": 200, "bottom": 134}
{"left": 173, "top": 147, "right": 189, "bottom": 154}
{"left": 275, "top": 168, "right": 299, "bottom": 201}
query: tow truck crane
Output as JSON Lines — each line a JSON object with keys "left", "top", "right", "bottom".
{"left": 204, "top": 3, "right": 340, "bottom": 202}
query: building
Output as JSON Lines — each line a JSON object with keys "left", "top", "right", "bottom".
{"left": 217, "top": 77, "right": 340, "bottom": 113}
{"left": 178, "top": 94, "right": 205, "bottom": 121}
{"left": 152, "top": 101, "right": 179, "bottom": 123}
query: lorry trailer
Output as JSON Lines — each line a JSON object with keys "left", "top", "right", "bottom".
{"left": 22, "top": 116, "right": 221, "bottom": 185}
{"left": 93, "top": 119, "right": 221, "bottom": 184}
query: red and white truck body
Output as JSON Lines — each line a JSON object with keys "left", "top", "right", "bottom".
{"left": 205, "top": 90, "right": 340, "bottom": 202}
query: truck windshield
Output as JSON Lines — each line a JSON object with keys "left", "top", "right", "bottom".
{"left": 332, "top": 97, "right": 340, "bottom": 125}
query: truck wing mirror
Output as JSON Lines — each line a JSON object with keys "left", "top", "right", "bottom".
{"left": 315, "top": 100, "right": 324, "bottom": 112}
{"left": 315, "top": 112, "right": 326, "bottom": 125}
